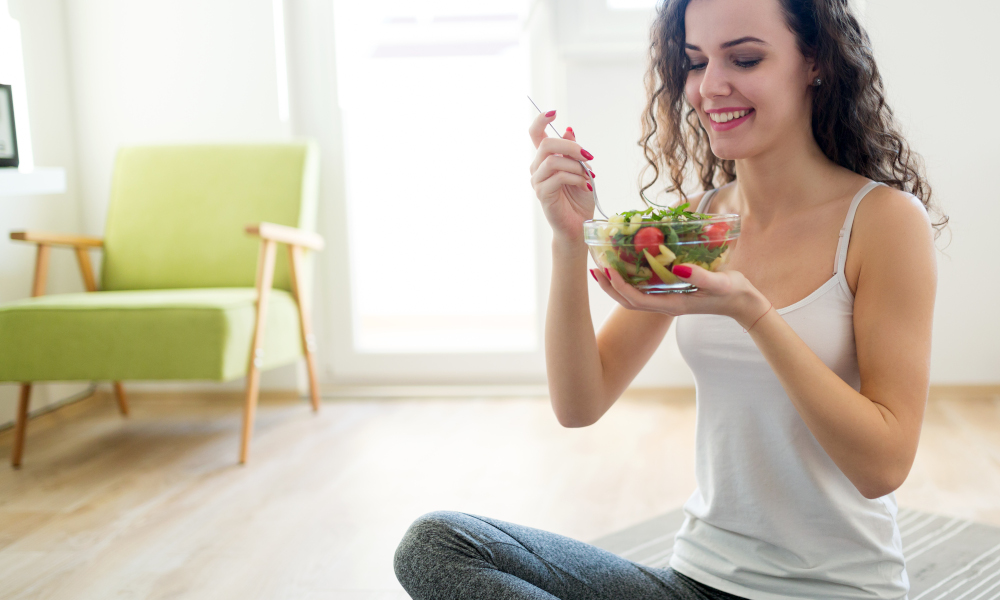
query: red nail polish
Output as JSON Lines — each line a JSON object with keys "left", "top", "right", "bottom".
{"left": 589, "top": 170, "right": 596, "bottom": 178}
{"left": 672, "top": 265, "right": 693, "bottom": 278}
{"left": 545, "top": 110, "right": 556, "bottom": 117}
{"left": 586, "top": 183, "right": 593, "bottom": 191}
{"left": 590, "top": 269, "right": 598, "bottom": 282}
{"left": 580, "top": 149, "right": 594, "bottom": 160}
{"left": 604, "top": 268, "right": 611, "bottom": 279}
{"left": 566, "top": 126, "right": 574, "bottom": 133}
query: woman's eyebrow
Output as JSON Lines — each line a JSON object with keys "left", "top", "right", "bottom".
{"left": 685, "top": 37, "right": 770, "bottom": 51}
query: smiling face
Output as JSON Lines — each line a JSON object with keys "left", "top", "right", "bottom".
{"left": 683, "top": 0, "right": 818, "bottom": 161}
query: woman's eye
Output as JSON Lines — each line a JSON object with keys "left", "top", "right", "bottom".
{"left": 688, "top": 61, "right": 708, "bottom": 71}
{"left": 733, "top": 58, "right": 762, "bottom": 69}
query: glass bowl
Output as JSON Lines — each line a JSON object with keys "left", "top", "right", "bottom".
{"left": 583, "top": 213, "right": 741, "bottom": 293}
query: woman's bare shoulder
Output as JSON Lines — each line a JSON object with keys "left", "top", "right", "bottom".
{"left": 850, "top": 184, "right": 935, "bottom": 292}
{"left": 855, "top": 185, "right": 932, "bottom": 239}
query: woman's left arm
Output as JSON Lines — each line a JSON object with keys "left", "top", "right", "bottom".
{"left": 594, "top": 189, "right": 937, "bottom": 499}
{"left": 746, "top": 190, "right": 937, "bottom": 499}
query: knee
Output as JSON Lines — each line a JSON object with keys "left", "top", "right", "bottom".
{"left": 393, "top": 511, "right": 464, "bottom": 588}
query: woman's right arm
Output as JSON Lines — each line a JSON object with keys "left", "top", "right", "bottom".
{"left": 547, "top": 239, "right": 674, "bottom": 427}
{"left": 528, "top": 112, "right": 675, "bottom": 427}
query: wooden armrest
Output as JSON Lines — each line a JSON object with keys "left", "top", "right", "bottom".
{"left": 11, "top": 231, "right": 102, "bottom": 296}
{"left": 245, "top": 222, "right": 324, "bottom": 251}
{"left": 10, "top": 231, "right": 104, "bottom": 248}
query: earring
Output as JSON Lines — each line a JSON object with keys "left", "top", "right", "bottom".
{"left": 813, "top": 77, "right": 822, "bottom": 87}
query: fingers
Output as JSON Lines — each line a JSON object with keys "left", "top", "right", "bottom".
{"left": 529, "top": 137, "right": 594, "bottom": 174}
{"left": 534, "top": 170, "right": 591, "bottom": 199}
{"left": 591, "top": 263, "right": 743, "bottom": 317}
{"left": 562, "top": 129, "right": 596, "bottom": 180}
{"left": 591, "top": 267, "right": 643, "bottom": 310}
{"left": 531, "top": 155, "right": 592, "bottom": 189}
{"left": 595, "top": 267, "right": 691, "bottom": 316}
{"left": 602, "top": 267, "right": 651, "bottom": 309}
{"left": 528, "top": 110, "right": 557, "bottom": 149}
{"left": 671, "top": 263, "right": 731, "bottom": 295}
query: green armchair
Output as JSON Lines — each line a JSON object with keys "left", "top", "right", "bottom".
{"left": 0, "top": 143, "right": 324, "bottom": 466}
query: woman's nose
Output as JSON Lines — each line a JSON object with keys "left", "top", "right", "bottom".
{"left": 699, "top": 60, "right": 732, "bottom": 99}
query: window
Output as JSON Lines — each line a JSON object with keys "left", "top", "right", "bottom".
{"left": 332, "top": 0, "right": 537, "bottom": 354}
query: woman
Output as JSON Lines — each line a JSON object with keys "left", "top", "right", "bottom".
{"left": 394, "top": 0, "right": 943, "bottom": 597}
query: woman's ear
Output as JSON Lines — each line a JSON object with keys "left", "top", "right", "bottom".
{"left": 805, "top": 57, "right": 821, "bottom": 86}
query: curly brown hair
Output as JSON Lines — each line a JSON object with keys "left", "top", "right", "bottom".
{"left": 638, "top": 0, "right": 948, "bottom": 234}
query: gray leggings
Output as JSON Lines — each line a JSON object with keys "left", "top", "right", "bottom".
{"left": 393, "top": 511, "right": 746, "bottom": 600}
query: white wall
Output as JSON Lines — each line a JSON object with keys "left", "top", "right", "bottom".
{"left": 864, "top": 0, "right": 1000, "bottom": 384}
{"left": 63, "top": 0, "right": 293, "bottom": 236}
{"left": 0, "top": 0, "right": 91, "bottom": 428}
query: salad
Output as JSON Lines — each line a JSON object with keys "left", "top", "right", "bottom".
{"left": 583, "top": 204, "right": 740, "bottom": 293}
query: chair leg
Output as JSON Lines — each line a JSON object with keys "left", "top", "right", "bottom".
{"left": 240, "top": 239, "right": 278, "bottom": 465}
{"left": 112, "top": 382, "right": 130, "bottom": 416}
{"left": 288, "top": 246, "right": 321, "bottom": 413}
{"left": 11, "top": 384, "right": 31, "bottom": 468}
{"left": 303, "top": 338, "right": 321, "bottom": 413}
{"left": 241, "top": 357, "right": 263, "bottom": 465}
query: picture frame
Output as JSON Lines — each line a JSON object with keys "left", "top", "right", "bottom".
{"left": 0, "top": 83, "right": 19, "bottom": 168}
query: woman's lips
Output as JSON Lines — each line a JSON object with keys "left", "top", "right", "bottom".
{"left": 708, "top": 108, "right": 754, "bottom": 132}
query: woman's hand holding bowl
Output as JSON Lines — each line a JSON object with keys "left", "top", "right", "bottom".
{"left": 591, "top": 262, "right": 772, "bottom": 331}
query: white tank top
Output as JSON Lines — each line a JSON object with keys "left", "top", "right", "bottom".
{"left": 671, "top": 181, "right": 909, "bottom": 600}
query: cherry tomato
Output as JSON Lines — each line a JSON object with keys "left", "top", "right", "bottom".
{"left": 633, "top": 226, "right": 665, "bottom": 257}
{"left": 702, "top": 223, "right": 731, "bottom": 250}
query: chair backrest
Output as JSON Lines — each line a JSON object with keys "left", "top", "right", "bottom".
{"left": 100, "top": 142, "right": 319, "bottom": 292}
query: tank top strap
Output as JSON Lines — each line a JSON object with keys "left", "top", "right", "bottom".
{"left": 834, "top": 180, "right": 885, "bottom": 276}
{"left": 696, "top": 188, "right": 720, "bottom": 213}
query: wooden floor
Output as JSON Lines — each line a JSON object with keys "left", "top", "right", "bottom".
{"left": 0, "top": 386, "right": 998, "bottom": 600}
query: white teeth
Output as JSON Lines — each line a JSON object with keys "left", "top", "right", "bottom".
{"left": 709, "top": 109, "right": 751, "bottom": 123}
